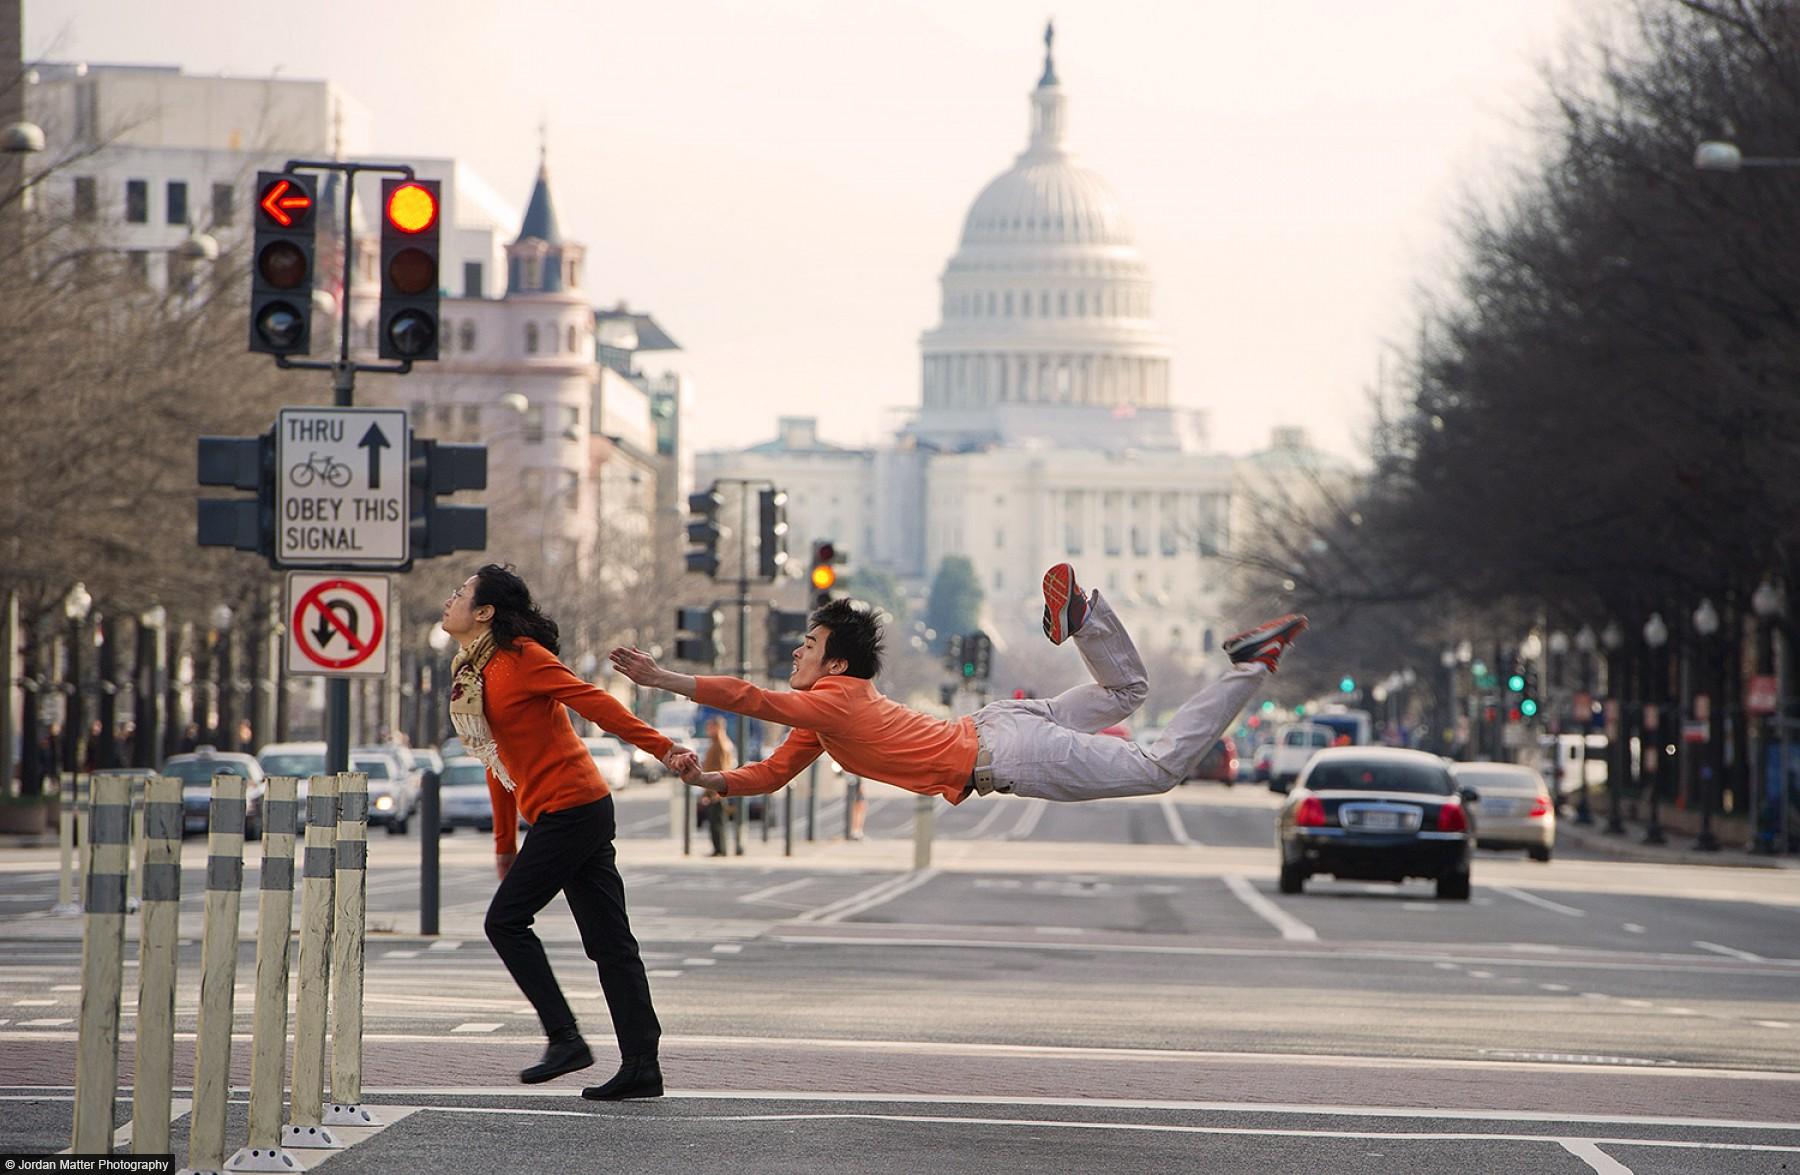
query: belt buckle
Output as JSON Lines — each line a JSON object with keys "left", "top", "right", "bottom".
{"left": 970, "top": 745, "right": 997, "bottom": 796}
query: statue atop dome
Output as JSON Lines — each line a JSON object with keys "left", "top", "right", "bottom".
{"left": 1039, "top": 20, "right": 1058, "bottom": 88}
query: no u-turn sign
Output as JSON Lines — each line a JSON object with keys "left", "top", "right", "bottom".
{"left": 285, "top": 572, "right": 391, "bottom": 677}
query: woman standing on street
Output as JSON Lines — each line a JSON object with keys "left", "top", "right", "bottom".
{"left": 442, "top": 563, "right": 697, "bottom": 1100}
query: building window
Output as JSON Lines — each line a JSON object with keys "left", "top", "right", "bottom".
{"left": 1021, "top": 291, "right": 1032, "bottom": 318}
{"left": 1064, "top": 492, "right": 1083, "bottom": 556}
{"left": 409, "top": 400, "right": 428, "bottom": 423}
{"left": 434, "top": 405, "right": 452, "bottom": 427}
{"left": 566, "top": 258, "right": 579, "bottom": 287}
{"left": 73, "top": 177, "right": 96, "bottom": 221}
{"left": 1076, "top": 290, "right": 1086, "bottom": 316}
{"left": 127, "top": 250, "right": 150, "bottom": 282}
{"left": 1103, "top": 492, "right": 1121, "bottom": 556}
{"left": 560, "top": 404, "right": 580, "bottom": 440}
{"left": 462, "top": 404, "right": 480, "bottom": 426}
{"left": 986, "top": 291, "right": 996, "bottom": 316}
{"left": 458, "top": 321, "right": 476, "bottom": 352}
{"left": 566, "top": 324, "right": 577, "bottom": 353}
{"left": 525, "top": 256, "right": 543, "bottom": 288}
{"left": 212, "top": 183, "right": 233, "bottom": 226}
{"left": 125, "top": 179, "right": 147, "bottom": 224}
{"left": 994, "top": 527, "right": 1005, "bottom": 549}
{"left": 463, "top": 261, "right": 484, "bottom": 299}
{"left": 441, "top": 319, "right": 454, "bottom": 353}
{"left": 523, "top": 404, "right": 545, "bottom": 443}
{"left": 993, "top": 569, "right": 1003, "bottom": 591}
{"left": 1004, "top": 291, "right": 1013, "bottom": 317}
{"left": 166, "top": 180, "right": 188, "bottom": 226}
{"left": 525, "top": 323, "right": 539, "bottom": 354}
{"left": 1057, "top": 290, "right": 1068, "bottom": 317}
{"left": 1039, "top": 291, "right": 1050, "bottom": 316}
{"left": 1131, "top": 525, "right": 1148, "bottom": 557}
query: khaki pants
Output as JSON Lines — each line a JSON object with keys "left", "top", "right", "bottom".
{"left": 973, "top": 591, "right": 1265, "bottom": 802}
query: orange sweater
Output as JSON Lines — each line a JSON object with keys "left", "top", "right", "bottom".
{"left": 482, "top": 638, "right": 673, "bottom": 854}
{"left": 692, "top": 674, "right": 978, "bottom": 804}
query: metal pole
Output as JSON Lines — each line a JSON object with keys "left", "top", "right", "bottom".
{"left": 806, "top": 760, "right": 818, "bottom": 841}
{"left": 1, "top": 589, "right": 15, "bottom": 793}
{"left": 737, "top": 485, "right": 752, "bottom": 854}
{"left": 64, "top": 615, "right": 82, "bottom": 774}
{"left": 784, "top": 787, "right": 793, "bottom": 858}
{"left": 421, "top": 769, "right": 440, "bottom": 935}
{"left": 96, "top": 617, "right": 117, "bottom": 767}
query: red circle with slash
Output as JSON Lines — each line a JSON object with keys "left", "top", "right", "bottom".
{"left": 292, "top": 578, "right": 384, "bottom": 670}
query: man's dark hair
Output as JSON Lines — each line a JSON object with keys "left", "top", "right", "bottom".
{"left": 809, "top": 597, "right": 884, "bottom": 680}
{"left": 472, "top": 563, "right": 561, "bottom": 655}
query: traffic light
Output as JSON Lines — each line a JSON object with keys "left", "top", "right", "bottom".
{"left": 674, "top": 606, "right": 721, "bottom": 666}
{"left": 685, "top": 487, "right": 722, "bottom": 577}
{"left": 766, "top": 607, "right": 808, "bottom": 679}
{"left": 1519, "top": 666, "right": 1540, "bottom": 718}
{"left": 249, "top": 171, "right": 316, "bottom": 356}
{"left": 809, "top": 539, "right": 841, "bottom": 608}
{"left": 758, "top": 489, "right": 789, "bottom": 581}
{"left": 408, "top": 438, "right": 487, "bottom": 559}
{"left": 378, "top": 177, "right": 442, "bottom": 361}
{"left": 1339, "top": 676, "right": 1356, "bottom": 695}
{"left": 967, "top": 631, "right": 993, "bottom": 680}
{"left": 944, "top": 633, "right": 966, "bottom": 675}
{"left": 196, "top": 433, "right": 275, "bottom": 554}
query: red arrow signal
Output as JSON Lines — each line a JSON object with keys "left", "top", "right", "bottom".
{"left": 259, "top": 178, "right": 313, "bottom": 228}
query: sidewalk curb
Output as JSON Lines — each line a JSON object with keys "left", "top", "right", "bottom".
{"left": 1557, "top": 822, "right": 1800, "bottom": 870}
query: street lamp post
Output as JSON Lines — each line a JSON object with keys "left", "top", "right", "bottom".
{"left": 210, "top": 603, "right": 235, "bottom": 750}
{"left": 1643, "top": 612, "right": 1669, "bottom": 845}
{"left": 136, "top": 606, "right": 167, "bottom": 769}
{"left": 1752, "top": 578, "right": 1790, "bottom": 853}
{"left": 1440, "top": 648, "right": 1459, "bottom": 757}
{"left": 61, "top": 583, "right": 92, "bottom": 775}
{"left": 1692, "top": 599, "right": 1722, "bottom": 851}
{"left": 1602, "top": 620, "right": 1626, "bottom": 834}
{"left": 1574, "top": 624, "right": 1598, "bottom": 824}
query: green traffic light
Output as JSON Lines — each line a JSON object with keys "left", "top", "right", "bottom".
{"left": 1259, "top": 700, "right": 1276, "bottom": 713}
{"left": 1339, "top": 677, "right": 1355, "bottom": 694}
{"left": 962, "top": 662, "right": 976, "bottom": 678}
{"left": 1507, "top": 673, "right": 1526, "bottom": 692}
{"left": 1520, "top": 698, "right": 1539, "bottom": 717}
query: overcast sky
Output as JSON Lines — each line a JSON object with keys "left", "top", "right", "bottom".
{"left": 27, "top": 0, "right": 1582, "bottom": 460}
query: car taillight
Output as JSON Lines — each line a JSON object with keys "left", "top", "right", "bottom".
{"left": 1296, "top": 795, "right": 1327, "bottom": 826}
{"left": 1529, "top": 795, "right": 1551, "bottom": 817}
{"left": 1437, "top": 802, "right": 1468, "bottom": 833}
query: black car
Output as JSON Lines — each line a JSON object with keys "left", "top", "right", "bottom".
{"left": 1276, "top": 747, "right": 1476, "bottom": 900}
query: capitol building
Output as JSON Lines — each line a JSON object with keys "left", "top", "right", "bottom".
{"left": 699, "top": 29, "right": 1307, "bottom": 663}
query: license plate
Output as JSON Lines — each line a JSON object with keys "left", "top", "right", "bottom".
{"left": 1481, "top": 799, "right": 1517, "bottom": 816}
{"left": 1351, "top": 810, "right": 1401, "bottom": 831}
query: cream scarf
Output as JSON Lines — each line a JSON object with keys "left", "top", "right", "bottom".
{"left": 449, "top": 630, "right": 517, "bottom": 792}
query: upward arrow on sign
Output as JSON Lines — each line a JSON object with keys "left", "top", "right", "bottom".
{"left": 358, "top": 422, "right": 391, "bottom": 489}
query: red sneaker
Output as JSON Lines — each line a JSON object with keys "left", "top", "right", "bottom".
{"left": 1041, "top": 563, "right": 1090, "bottom": 645}
{"left": 1222, "top": 614, "right": 1308, "bottom": 673}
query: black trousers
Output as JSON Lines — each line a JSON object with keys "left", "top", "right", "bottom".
{"left": 484, "top": 796, "right": 661, "bottom": 1056}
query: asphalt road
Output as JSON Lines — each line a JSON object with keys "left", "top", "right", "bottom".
{"left": 2, "top": 783, "right": 1796, "bottom": 1172}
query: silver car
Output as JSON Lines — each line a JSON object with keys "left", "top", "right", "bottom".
{"left": 1453, "top": 762, "right": 1556, "bottom": 862}
{"left": 436, "top": 756, "right": 495, "bottom": 832}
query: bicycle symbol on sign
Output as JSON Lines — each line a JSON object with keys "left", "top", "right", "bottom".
{"left": 288, "top": 452, "right": 353, "bottom": 489}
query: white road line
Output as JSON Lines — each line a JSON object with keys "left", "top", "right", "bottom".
{"left": 738, "top": 877, "right": 814, "bottom": 905}
{"left": 401, "top": 1102, "right": 1800, "bottom": 1159}
{"left": 13, "top": 999, "right": 55, "bottom": 1007}
{"left": 1560, "top": 1139, "right": 1633, "bottom": 1173}
{"left": 1223, "top": 875, "right": 1318, "bottom": 942}
{"left": 680, "top": 959, "right": 717, "bottom": 966}
{"left": 951, "top": 797, "right": 1015, "bottom": 841}
{"left": 816, "top": 869, "right": 942, "bottom": 924}
{"left": 711, "top": 944, "right": 743, "bottom": 954}
{"left": 1158, "top": 796, "right": 1195, "bottom": 847}
{"left": 1001, "top": 799, "right": 1049, "bottom": 841}
{"left": 1694, "top": 940, "right": 1764, "bottom": 963}
{"left": 647, "top": 969, "right": 683, "bottom": 978}
{"left": 450, "top": 1023, "right": 501, "bottom": 1033}
{"left": 1754, "top": 1020, "right": 1792, "bottom": 1029}
{"left": 1623, "top": 923, "right": 1645, "bottom": 934}
{"left": 428, "top": 940, "right": 462, "bottom": 952}
{"left": 1493, "top": 886, "right": 1585, "bottom": 917}
{"left": 385, "top": 950, "right": 419, "bottom": 959}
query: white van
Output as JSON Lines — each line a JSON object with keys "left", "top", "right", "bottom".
{"left": 1533, "top": 734, "right": 1609, "bottom": 796}
{"left": 1267, "top": 722, "right": 1336, "bottom": 793}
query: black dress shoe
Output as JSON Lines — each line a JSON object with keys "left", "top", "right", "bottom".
{"left": 520, "top": 1034, "right": 593, "bottom": 1084}
{"left": 581, "top": 1054, "right": 664, "bottom": 1100}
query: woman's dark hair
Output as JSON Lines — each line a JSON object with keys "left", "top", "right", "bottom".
{"left": 472, "top": 563, "right": 560, "bottom": 655}
{"left": 808, "top": 597, "right": 883, "bottom": 679}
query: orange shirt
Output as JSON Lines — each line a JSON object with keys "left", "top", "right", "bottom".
{"left": 691, "top": 674, "right": 978, "bottom": 804}
{"left": 482, "top": 638, "right": 673, "bottom": 854}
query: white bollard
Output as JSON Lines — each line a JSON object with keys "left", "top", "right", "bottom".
{"left": 284, "top": 774, "right": 340, "bottom": 1151}
{"left": 227, "top": 776, "right": 301, "bottom": 1173}
{"left": 913, "top": 792, "right": 935, "bottom": 870}
{"left": 53, "top": 772, "right": 78, "bottom": 913}
{"left": 132, "top": 775, "right": 183, "bottom": 1156}
{"left": 184, "top": 772, "right": 246, "bottom": 1175}
{"left": 70, "top": 772, "right": 130, "bottom": 1155}
{"left": 325, "top": 772, "right": 377, "bottom": 1127}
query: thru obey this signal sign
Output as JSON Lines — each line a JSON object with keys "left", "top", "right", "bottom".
{"left": 285, "top": 572, "right": 390, "bottom": 677}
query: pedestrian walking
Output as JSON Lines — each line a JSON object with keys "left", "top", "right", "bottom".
{"left": 610, "top": 564, "right": 1302, "bottom": 810}
{"left": 442, "top": 563, "right": 698, "bottom": 1099}
{"left": 698, "top": 716, "right": 735, "bottom": 856}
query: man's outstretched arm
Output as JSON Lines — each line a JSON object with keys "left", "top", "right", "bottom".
{"left": 682, "top": 726, "right": 824, "bottom": 797}
{"left": 609, "top": 646, "right": 853, "bottom": 731}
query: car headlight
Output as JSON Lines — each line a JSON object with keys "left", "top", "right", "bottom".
{"left": 374, "top": 795, "right": 394, "bottom": 811}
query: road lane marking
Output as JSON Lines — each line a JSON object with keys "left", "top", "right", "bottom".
{"left": 1694, "top": 940, "right": 1764, "bottom": 962}
{"left": 1623, "top": 923, "right": 1645, "bottom": 934}
{"left": 738, "top": 878, "right": 814, "bottom": 905}
{"left": 1754, "top": 1020, "right": 1791, "bottom": 1029}
{"left": 711, "top": 944, "right": 743, "bottom": 954}
{"left": 795, "top": 869, "right": 940, "bottom": 924}
{"left": 1001, "top": 799, "right": 1049, "bottom": 841}
{"left": 1223, "top": 875, "right": 1318, "bottom": 942}
{"left": 648, "top": 969, "right": 683, "bottom": 978}
{"left": 1158, "top": 797, "right": 1194, "bottom": 846}
{"left": 1467, "top": 970, "right": 1494, "bottom": 979}
{"left": 1493, "top": 886, "right": 1585, "bottom": 917}
{"left": 952, "top": 798, "right": 1015, "bottom": 841}
{"left": 451, "top": 1023, "right": 501, "bottom": 1033}
{"left": 1560, "top": 1139, "right": 1633, "bottom": 1173}
{"left": 1434, "top": 962, "right": 1460, "bottom": 971}
{"left": 13, "top": 999, "right": 55, "bottom": 1006}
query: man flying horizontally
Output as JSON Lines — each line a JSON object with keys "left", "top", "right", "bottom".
{"left": 609, "top": 563, "right": 1304, "bottom": 807}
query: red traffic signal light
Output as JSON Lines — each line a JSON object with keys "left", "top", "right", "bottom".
{"left": 385, "top": 182, "right": 438, "bottom": 234}
{"left": 257, "top": 177, "right": 313, "bottom": 228}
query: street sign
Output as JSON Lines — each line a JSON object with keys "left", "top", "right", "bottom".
{"left": 276, "top": 407, "right": 409, "bottom": 567}
{"left": 1749, "top": 674, "right": 1779, "bottom": 716}
{"left": 285, "top": 573, "right": 390, "bottom": 677}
